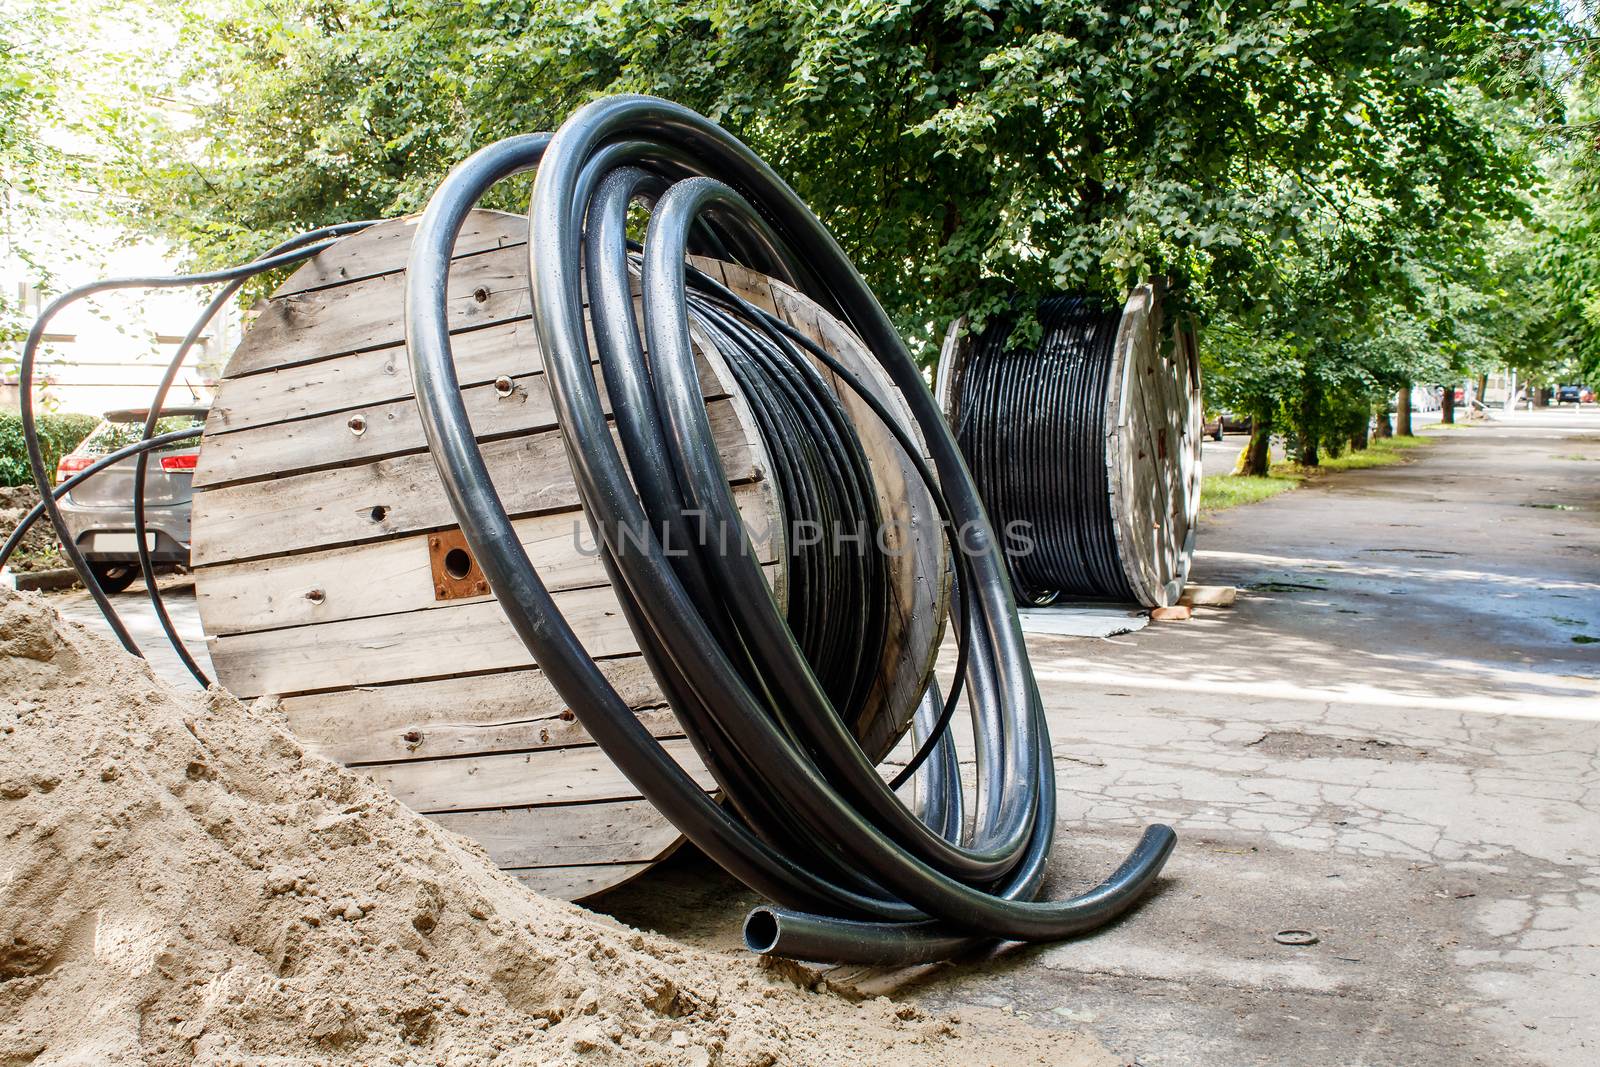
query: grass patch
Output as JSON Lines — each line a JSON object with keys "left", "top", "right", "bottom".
{"left": 1201, "top": 470, "right": 1303, "bottom": 513}
{"left": 1202, "top": 435, "right": 1433, "bottom": 514}
{"left": 1316, "top": 434, "right": 1433, "bottom": 472}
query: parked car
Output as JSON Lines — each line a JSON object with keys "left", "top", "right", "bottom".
{"left": 1555, "top": 384, "right": 1585, "bottom": 405}
{"left": 54, "top": 406, "right": 207, "bottom": 593}
{"left": 1202, "top": 410, "right": 1251, "bottom": 440}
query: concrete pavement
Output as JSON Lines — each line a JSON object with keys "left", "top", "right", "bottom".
{"left": 600, "top": 407, "right": 1600, "bottom": 1066}
{"left": 52, "top": 577, "right": 212, "bottom": 689}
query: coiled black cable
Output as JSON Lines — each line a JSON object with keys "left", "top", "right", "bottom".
{"left": 405, "top": 96, "right": 1175, "bottom": 964}
{"left": 681, "top": 277, "right": 888, "bottom": 717}
{"left": 952, "top": 296, "right": 1133, "bottom": 605}
{"left": 11, "top": 221, "right": 377, "bottom": 684}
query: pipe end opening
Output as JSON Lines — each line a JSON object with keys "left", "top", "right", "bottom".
{"left": 742, "top": 908, "right": 780, "bottom": 955}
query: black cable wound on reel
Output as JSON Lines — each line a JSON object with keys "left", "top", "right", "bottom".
{"left": 938, "top": 285, "right": 1204, "bottom": 610}
{"left": 955, "top": 296, "right": 1126, "bottom": 604}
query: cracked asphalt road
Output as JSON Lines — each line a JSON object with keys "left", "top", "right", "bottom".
{"left": 601, "top": 407, "right": 1600, "bottom": 1066}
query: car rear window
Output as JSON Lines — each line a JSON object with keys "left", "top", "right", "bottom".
{"left": 77, "top": 413, "right": 207, "bottom": 457}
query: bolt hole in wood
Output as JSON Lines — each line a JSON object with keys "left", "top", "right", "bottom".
{"left": 493, "top": 375, "right": 515, "bottom": 398}
{"left": 443, "top": 547, "right": 472, "bottom": 580}
{"left": 427, "top": 527, "right": 489, "bottom": 601}
{"left": 369, "top": 505, "right": 389, "bottom": 523}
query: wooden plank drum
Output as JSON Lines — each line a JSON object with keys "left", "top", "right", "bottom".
{"left": 934, "top": 283, "right": 1202, "bottom": 608}
{"left": 191, "top": 211, "right": 948, "bottom": 900}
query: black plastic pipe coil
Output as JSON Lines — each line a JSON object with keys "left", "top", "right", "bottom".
{"left": 403, "top": 95, "right": 1176, "bottom": 964}
{"left": 953, "top": 296, "right": 1133, "bottom": 606}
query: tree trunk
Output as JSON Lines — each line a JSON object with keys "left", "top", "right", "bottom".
{"left": 1296, "top": 383, "right": 1320, "bottom": 467}
{"left": 1441, "top": 383, "right": 1456, "bottom": 425}
{"left": 1297, "top": 424, "right": 1320, "bottom": 466}
{"left": 1396, "top": 383, "right": 1413, "bottom": 436}
{"left": 1350, "top": 417, "right": 1370, "bottom": 451}
{"left": 1374, "top": 406, "right": 1393, "bottom": 439}
{"left": 1235, "top": 417, "right": 1272, "bottom": 476}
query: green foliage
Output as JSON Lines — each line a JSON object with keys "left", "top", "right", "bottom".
{"left": 0, "top": 412, "right": 99, "bottom": 487}
{"left": 99, "top": 2, "right": 1553, "bottom": 346}
{"left": 0, "top": 3, "right": 62, "bottom": 345}
{"left": 1316, "top": 433, "right": 1431, "bottom": 471}
{"left": 25, "top": 0, "right": 1600, "bottom": 431}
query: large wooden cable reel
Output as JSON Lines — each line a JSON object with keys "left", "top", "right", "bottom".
{"left": 190, "top": 210, "right": 949, "bottom": 900}
{"left": 935, "top": 282, "right": 1202, "bottom": 608}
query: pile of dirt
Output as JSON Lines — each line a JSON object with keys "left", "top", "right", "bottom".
{"left": 0, "top": 487, "right": 65, "bottom": 573}
{"left": 0, "top": 589, "right": 1109, "bottom": 1066}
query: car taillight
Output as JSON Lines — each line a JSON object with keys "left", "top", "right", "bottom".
{"left": 55, "top": 455, "right": 93, "bottom": 483}
{"left": 159, "top": 453, "right": 198, "bottom": 472}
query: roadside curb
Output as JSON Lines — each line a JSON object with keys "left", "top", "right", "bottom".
{"left": 1, "top": 567, "right": 82, "bottom": 593}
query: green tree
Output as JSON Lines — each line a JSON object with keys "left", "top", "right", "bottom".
{"left": 1, "top": 3, "right": 69, "bottom": 344}
{"left": 103, "top": 1, "right": 1552, "bottom": 347}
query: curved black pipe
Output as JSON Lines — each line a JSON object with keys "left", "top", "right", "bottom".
{"left": 13, "top": 221, "right": 376, "bottom": 669}
{"left": 746, "top": 824, "right": 1177, "bottom": 965}
{"left": 405, "top": 95, "right": 1175, "bottom": 961}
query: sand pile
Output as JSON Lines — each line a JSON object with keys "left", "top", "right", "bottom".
{"left": 0, "top": 589, "right": 1110, "bottom": 1066}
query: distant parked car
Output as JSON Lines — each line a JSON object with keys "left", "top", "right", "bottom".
{"left": 1555, "top": 384, "right": 1585, "bottom": 405}
{"left": 54, "top": 406, "right": 207, "bottom": 593}
{"left": 1202, "top": 410, "right": 1250, "bottom": 440}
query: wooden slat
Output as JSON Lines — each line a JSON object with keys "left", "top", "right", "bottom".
{"left": 432, "top": 800, "right": 683, "bottom": 868}
{"left": 1128, "top": 294, "right": 1177, "bottom": 598}
{"left": 509, "top": 863, "right": 655, "bottom": 901}
{"left": 277, "top": 660, "right": 668, "bottom": 764}
{"left": 204, "top": 297, "right": 703, "bottom": 448}
{"left": 195, "top": 482, "right": 777, "bottom": 635}
{"left": 224, "top": 242, "right": 534, "bottom": 379}
{"left": 362, "top": 737, "right": 715, "bottom": 813}
{"left": 275, "top": 212, "right": 527, "bottom": 297}
{"left": 210, "top": 562, "right": 781, "bottom": 698}
{"left": 191, "top": 397, "right": 757, "bottom": 567}
{"left": 213, "top": 585, "right": 630, "bottom": 698}
{"left": 205, "top": 321, "right": 538, "bottom": 435}
{"left": 1107, "top": 285, "right": 1163, "bottom": 606}
{"left": 195, "top": 356, "right": 728, "bottom": 489}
